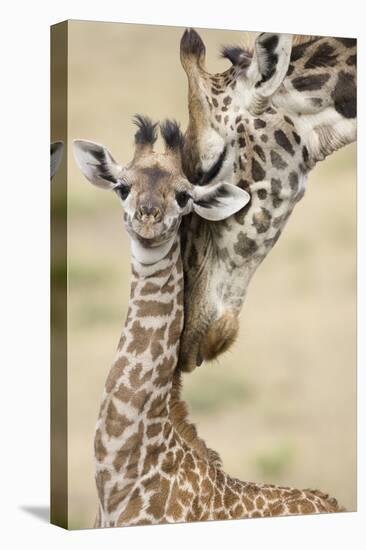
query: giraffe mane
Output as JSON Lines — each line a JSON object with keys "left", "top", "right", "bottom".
{"left": 170, "top": 370, "right": 223, "bottom": 468}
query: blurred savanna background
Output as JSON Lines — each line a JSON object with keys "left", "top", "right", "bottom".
{"left": 62, "top": 21, "right": 356, "bottom": 528}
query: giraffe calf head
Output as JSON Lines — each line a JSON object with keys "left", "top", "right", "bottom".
{"left": 73, "top": 116, "right": 250, "bottom": 263}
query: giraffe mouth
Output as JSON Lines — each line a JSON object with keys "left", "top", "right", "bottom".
{"left": 133, "top": 229, "right": 172, "bottom": 249}
{"left": 130, "top": 215, "right": 180, "bottom": 246}
{"left": 131, "top": 218, "right": 165, "bottom": 242}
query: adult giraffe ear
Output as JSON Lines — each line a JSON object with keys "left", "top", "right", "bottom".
{"left": 192, "top": 182, "right": 250, "bottom": 221}
{"left": 50, "top": 141, "right": 64, "bottom": 179}
{"left": 73, "top": 139, "right": 122, "bottom": 190}
{"left": 247, "top": 33, "right": 293, "bottom": 115}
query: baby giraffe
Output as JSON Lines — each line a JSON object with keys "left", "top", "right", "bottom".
{"left": 74, "top": 116, "right": 342, "bottom": 528}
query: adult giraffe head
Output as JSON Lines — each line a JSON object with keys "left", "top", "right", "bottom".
{"left": 178, "top": 29, "right": 356, "bottom": 372}
{"left": 180, "top": 29, "right": 356, "bottom": 185}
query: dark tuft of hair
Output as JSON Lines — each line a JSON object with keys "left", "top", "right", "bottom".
{"left": 221, "top": 45, "right": 252, "bottom": 67}
{"left": 160, "top": 119, "right": 184, "bottom": 150}
{"left": 180, "top": 28, "right": 205, "bottom": 58}
{"left": 133, "top": 114, "right": 158, "bottom": 145}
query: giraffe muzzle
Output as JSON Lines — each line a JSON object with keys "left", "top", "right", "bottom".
{"left": 131, "top": 208, "right": 167, "bottom": 242}
{"left": 136, "top": 205, "right": 162, "bottom": 223}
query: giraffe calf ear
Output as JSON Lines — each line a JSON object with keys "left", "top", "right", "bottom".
{"left": 247, "top": 33, "right": 292, "bottom": 115}
{"left": 192, "top": 182, "right": 250, "bottom": 221}
{"left": 51, "top": 141, "right": 64, "bottom": 179}
{"left": 73, "top": 139, "right": 122, "bottom": 190}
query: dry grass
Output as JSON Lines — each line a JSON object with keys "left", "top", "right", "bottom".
{"left": 64, "top": 21, "right": 356, "bottom": 529}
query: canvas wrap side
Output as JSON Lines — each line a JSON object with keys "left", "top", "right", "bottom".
{"left": 51, "top": 20, "right": 68, "bottom": 530}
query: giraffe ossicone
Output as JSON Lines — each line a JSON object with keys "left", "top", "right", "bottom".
{"left": 73, "top": 116, "right": 343, "bottom": 527}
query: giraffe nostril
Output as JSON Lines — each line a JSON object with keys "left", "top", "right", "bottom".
{"left": 137, "top": 205, "right": 161, "bottom": 222}
{"left": 152, "top": 207, "right": 162, "bottom": 221}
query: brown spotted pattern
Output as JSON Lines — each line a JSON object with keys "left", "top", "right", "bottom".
{"left": 287, "top": 37, "right": 356, "bottom": 120}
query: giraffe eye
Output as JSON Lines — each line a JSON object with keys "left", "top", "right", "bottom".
{"left": 175, "top": 191, "right": 191, "bottom": 208}
{"left": 115, "top": 183, "right": 130, "bottom": 201}
{"left": 199, "top": 146, "right": 227, "bottom": 185}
